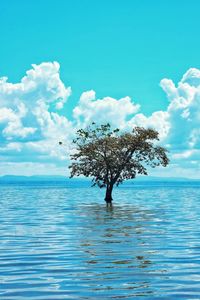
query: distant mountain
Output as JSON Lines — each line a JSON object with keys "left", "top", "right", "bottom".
{"left": 133, "top": 176, "right": 199, "bottom": 182}
{"left": 0, "top": 175, "right": 199, "bottom": 183}
{"left": 0, "top": 175, "right": 68, "bottom": 182}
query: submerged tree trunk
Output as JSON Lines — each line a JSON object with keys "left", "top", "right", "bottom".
{"left": 105, "top": 183, "right": 113, "bottom": 204}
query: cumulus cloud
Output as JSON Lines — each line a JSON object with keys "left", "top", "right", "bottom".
{"left": 0, "top": 162, "right": 68, "bottom": 176}
{"left": 0, "top": 61, "right": 72, "bottom": 141}
{"left": 161, "top": 68, "right": 200, "bottom": 151}
{"left": 0, "top": 106, "right": 36, "bottom": 139}
{"left": 0, "top": 62, "right": 73, "bottom": 173}
{"left": 127, "top": 111, "right": 170, "bottom": 140}
{"left": 73, "top": 67, "right": 200, "bottom": 178}
{"left": 0, "top": 62, "right": 71, "bottom": 109}
{"left": 73, "top": 90, "right": 140, "bottom": 128}
{"left": 1, "top": 62, "right": 200, "bottom": 178}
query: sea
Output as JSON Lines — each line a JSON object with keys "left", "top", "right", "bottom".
{"left": 1, "top": 179, "right": 200, "bottom": 299}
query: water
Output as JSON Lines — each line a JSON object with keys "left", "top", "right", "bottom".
{"left": 1, "top": 181, "right": 200, "bottom": 299}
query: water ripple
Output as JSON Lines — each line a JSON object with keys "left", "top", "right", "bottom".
{"left": 0, "top": 183, "right": 200, "bottom": 299}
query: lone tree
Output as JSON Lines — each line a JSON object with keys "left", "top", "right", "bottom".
{"left": 69, "top": 123, "right": 169, "bottom": 204}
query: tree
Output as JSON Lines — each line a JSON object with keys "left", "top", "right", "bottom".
{"left": 69, "top": 123, "right": 169, "bottom": 205}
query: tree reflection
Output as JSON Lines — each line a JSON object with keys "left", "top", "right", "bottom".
{"left": 75, "top": 203, "right": 157, "bottom": 297}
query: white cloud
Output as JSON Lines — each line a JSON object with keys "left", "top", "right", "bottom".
{"left": 0, "top": 106, "right": 36, "bottom": 139}
{"left": 0, "top": 61, "right": 72, "bottom": 142}
{"left": 0, "top": 62, "right": 73, "bottom": 170}
{"left": 181, "top": 68, "right": 200, "bottom": 87}
{"left": 161, "top": 68, "right": 200, "bottom": 151}
{"left": 127, "top": 110, "right": 170, "bottom": 140}
{"left": 73, "top": 90, "right": 140, "bottom": 128}
{"left": 160, "top": 78, "right": 178, "bottom": 101}
{"left": 0, "top": 61, "right": 71, "bottom": 109}
{"left": 0, "top": 142, "right": 22, "bottom": 153}
{"left": 1, "top": 63, "right": 200, "bottom": 178}
{"left": 0, "top": 162, "right": 69, "bottom": 176}
{"left": 172, "top": 150, "right": 197, "bottom": 159}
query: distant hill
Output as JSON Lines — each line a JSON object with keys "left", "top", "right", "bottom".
{"left": 0, "top": 175, "right": 67, "bottom": 182}
{"left": 0, "top": 175, "right": 199, "bottom": 183}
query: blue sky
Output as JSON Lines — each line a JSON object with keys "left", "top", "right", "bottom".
{"left": 0, "top": 0, "right": 200, "bottom": 177}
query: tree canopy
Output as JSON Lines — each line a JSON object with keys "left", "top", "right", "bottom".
{"left": 69, "top": 123, "right": 169, "bottom": 204}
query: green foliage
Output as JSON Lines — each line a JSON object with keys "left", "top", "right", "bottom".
{"left": 69, "top": 123, "right": 169, "bottom": 189}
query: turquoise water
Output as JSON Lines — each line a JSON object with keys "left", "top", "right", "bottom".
{"left": 1, "top": 181, "right": 200, "bottom": 299}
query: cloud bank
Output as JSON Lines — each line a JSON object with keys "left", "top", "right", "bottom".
{"left": 0, "top": 62, "right": 200, "bottom": 177}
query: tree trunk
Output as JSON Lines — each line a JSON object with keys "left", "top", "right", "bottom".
{"left": 105, "top": 184, "right": 113, "bottom": 204}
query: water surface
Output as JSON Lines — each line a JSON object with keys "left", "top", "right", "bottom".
{"left": 1, "top": 181, "right": 200, "bottom": 299}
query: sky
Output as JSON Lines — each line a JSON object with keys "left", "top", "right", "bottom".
{"left": 0, "top": 0, "right": 200, "bottom": 178}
